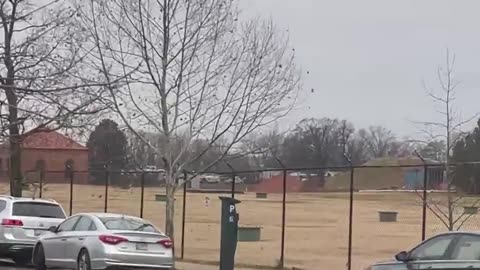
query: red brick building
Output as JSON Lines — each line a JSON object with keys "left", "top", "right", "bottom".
{"left": 0, "top": 128, "right": 89, "bottom": 184}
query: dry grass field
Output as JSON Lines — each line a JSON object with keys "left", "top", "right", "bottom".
{"left": 2, "top": 183, "right": 478, "bottom": 270}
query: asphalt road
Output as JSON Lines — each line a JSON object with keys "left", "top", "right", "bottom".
{"left": 0, "top": 260, "right": 226, "bottom": 270}
{"left": 0, "top": 260, "right": 30, "bottom": 270}
{"left": 0, "top": 261, "right": 206, "bottom": 270}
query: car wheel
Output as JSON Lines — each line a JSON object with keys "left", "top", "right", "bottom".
{"left": 77, "top": 249, "right": 91, "bottom": 270}
{"left": 33, "top": 244, "right": 47, "bottom": 270}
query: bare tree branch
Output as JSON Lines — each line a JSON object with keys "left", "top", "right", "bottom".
{"left": 415, "top": 49, "right": 479, "bottom": 230}
{"left": 77, "top": 0, "right": 301, "bottom": 240}
{"left": 0, "top": 0, "right": 114, "bottom": 195}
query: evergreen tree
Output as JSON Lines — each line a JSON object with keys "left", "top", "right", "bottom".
{"left": 87, "top": 119, "right": 128, "bottom": 185}
{"left": 452, "top": 119, "right": 480, "bottom": 193}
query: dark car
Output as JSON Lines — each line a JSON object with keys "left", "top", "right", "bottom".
{"left": 368, "top": 232, "right": 480, "bottom": 269}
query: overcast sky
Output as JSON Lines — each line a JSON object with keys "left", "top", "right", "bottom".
{"left": 242, "top": 0, "right": 480, "bottom": 138}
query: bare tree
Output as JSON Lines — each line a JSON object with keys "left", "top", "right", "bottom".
{"left": 242, "top": 129, "right": 286, "bottom": 169}
{"left": 77, "top": 0, "right": 300, "bottom": 239}
{"left": 282, "top": 118, "right": 355, "bottom": 168}
{"left": 358, "top": 126, "right": 397, "bottom": 158}
{"left": 0, "top": 0, "right": 113, "bottom": 196}
{"left": 415, "top": 49, "right": 479, "bottom": 230}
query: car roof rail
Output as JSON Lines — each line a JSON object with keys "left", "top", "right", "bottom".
{"left": 0, "top": 195, "right": 14, "bottom": 200}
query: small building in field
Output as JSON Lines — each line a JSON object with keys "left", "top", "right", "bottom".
{"left": 0, "top": 128, "right": 89, "bottom": 184}
{"left": 248, "top": 173, "right": 324, "bottom": 193}
{"left": 324, "top": 157, "right": 444, "bottom": 191}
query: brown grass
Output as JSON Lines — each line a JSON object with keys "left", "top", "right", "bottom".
{"left": 5, "top": 184, "right": 479, "bottom": 270}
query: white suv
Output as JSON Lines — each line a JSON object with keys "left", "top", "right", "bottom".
{"left": 0, "top": 196, "right": 66, "bottom": 265}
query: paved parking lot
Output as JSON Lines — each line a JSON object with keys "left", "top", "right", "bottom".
{"left": 0, "top": 261, "right": 26, "bottom": 270}
{"left": 0, "top": 260, "right": 234, "bottom": 270}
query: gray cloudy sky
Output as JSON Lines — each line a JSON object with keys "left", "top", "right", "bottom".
{"left": 242, "top": 0, "right": 480, "bottom": 138}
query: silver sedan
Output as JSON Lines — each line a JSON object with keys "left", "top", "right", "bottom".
{"left": 31, "top": 213, "right": 174, "bottom": 270}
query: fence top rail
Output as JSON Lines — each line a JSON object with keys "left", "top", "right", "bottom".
{"left": 5, "top": 160, "right": 480, "bottom": 175}
{"left": 197, "top": 160, "right": 480, "bottom": 174}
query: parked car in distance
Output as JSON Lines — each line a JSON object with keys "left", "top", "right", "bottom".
{"left": 367, "top": 231, "right": 480, "bottom": 269}
{"left": 0, "top": 195, "right": 66, "bottom": 265}
{"left": 32, "top": 213, "right": 174, "bottom": 270}
{"left": 199, "top": 174, "right": 221, "bottom": 184}
{"left": 224, "top": 176, "right": 245, "bottom": 184}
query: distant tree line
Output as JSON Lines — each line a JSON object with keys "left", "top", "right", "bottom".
{"left": 86, "top": 118, "right": 449, "bottom": 185}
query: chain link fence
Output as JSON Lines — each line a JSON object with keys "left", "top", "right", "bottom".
{"left": 1, "top": 161, "right": 480, "bottom": 269}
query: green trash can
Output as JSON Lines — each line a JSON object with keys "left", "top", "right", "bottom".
{"left": 219, "top": 196, "right": 241, "bottom": 270}
{"left": 256, "top": 193, "right": 267, "bottom": 199}
{"left": 464, "top": 206, "right": 478, "bottom": 215}
{"left": 155, "top": 194, "right": 167, "bottom": 201}
{"left": 378, "top": 211, "right": 398, "bottom": 222}
{"left": 238, "top": 226, "right": 262, "bottom": 242}
{"left": 155, "top": 195, "right": 176, "bottom": 202}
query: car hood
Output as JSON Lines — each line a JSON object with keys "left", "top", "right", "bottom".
{"left": 371, "top": 259, "right": 399, "bottom": 267}
{"left": 372, "top": 260, "right": 480, "bottom": 269}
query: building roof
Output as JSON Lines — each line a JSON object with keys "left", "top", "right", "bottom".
{"left": 20, "top": 128, "right": 86, "bottom": 150}
{"left": 0, "top": 128, "right": 87, "bottom": 151}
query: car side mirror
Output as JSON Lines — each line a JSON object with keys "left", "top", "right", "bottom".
{"left": 48, "top": 226, "right": 57, "bottom": 233}
{"left": 395, "top": 251, "right": 409, "bottom": 262}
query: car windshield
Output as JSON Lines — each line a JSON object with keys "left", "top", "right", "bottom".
{"left": 12, "top": 202, "right": 65, "bottom": 219}
{"left": 99, "top": 216, "right": 158, "bottom": 232}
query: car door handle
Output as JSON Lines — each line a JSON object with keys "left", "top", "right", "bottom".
{"left": 78, "top": 237, "right": 84, "bottom": 240}
{"left": 61, "top": 238, "right": 67, "bottom": 241}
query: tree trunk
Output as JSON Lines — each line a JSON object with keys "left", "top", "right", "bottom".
{"left": 4, "top": 19, "right": 22, "bottom": 197}
{"left": 6, "top": 91, "right": 22, "bottom": 197}
{"left": 447, "top": 187, "right": 454, "bottom": 230}
{"left": 165, "top": 182, "right": 175, "bottom": 239}
{"left": 164, "top": 181, "right": 175, "bottom": 263}
{"left": 446, "top": 163, "right": 454, "bottom": 230}
{"left": 8, "top": 132, "right": 22, "bottom": 197}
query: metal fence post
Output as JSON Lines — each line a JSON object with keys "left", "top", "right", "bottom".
{"left": 344, "top": 153, "right": 354, "bottom": 270}
{"left": 140, "top": 171, "right": 145, "bottom": 218}
{"left": 422, "top": 164, "right": 428, "bottom": 241}
{"left": 69, "top": 170, "right": 74, "bottom": 216}
{"left": 39, "top": 170, "right": 44, "bottom": 198}
{"left": 224, "top": 162, "right": 235, "bottom": 199}
{"left": 231, "top": 173, "right": 236, "bottom": 199}
{"left": 181, "top": 171, "right": 188, "bottom": 259}
{"left": 104, "top": 168, "right": 109, "bottom": 213}
{"left": 415, "top": 150, "right": 428, "bottom": 241}
{"left": 272, "top": 155, "right": 287, "bottom": 269}
{"left": 280, "top": 168, "right": 287, "bottom": 269}
{"left": 348, "top": 166, "right": 354, "bottom": 270}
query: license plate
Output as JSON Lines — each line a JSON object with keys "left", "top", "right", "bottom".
{"left": 136, "top": 243, "right": 148, "bottom": 251}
